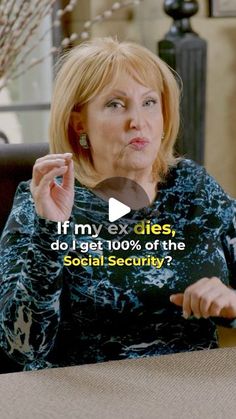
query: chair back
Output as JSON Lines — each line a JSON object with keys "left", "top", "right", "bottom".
{"left": 0, "top": 142, "right": 49, "bottom": 234}
{"left": 0, "top": 142, "right": 49, "bottom": 373}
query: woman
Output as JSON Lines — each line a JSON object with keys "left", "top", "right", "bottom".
{"left": 0, "top": 38, "right": 236, "bottom": 371}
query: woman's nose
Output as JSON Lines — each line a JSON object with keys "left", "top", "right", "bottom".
{"left": 128, "top": 107, "right": 145, "bottom": 130}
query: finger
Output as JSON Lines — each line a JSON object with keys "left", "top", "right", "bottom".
{"left": 199, "top": 289, "right": 223, "bottom": 318}
{"left": 182, "top": 277, "right": 221, "bottom": 319}
{"left": 33, "top": 159, "right": 72, "bottom": 187}
{"left": 33, "top": 159, "right": 69, "bottom": 174}
{"left": 35, "top": 153, "right": 73, "bottom": 163}
{"left": 169, "top": 293, "right": 184, "bottom": 306}
{"left": 33, "top": 166, "right": 68, "bottom": 197}
{"left": 190, "top": 285, "right": 218, "bottom": 319}
{"left": 194, "top": 278, "right": 229, "bottom": 318}
{"left": 208, "top": 297, "right": 227, "bottom": 317}
{"left": 221, "top": 290, "right": 236, "bottom": 318}
{"left": 182, "top": 287, "right": 192, "bottom": 319}
{"left": 208, "top": 290, "right": 236, "bottom": 318}
{"left": 189, "top": 292, "right": 201, "bottom": 319}
{"left": 220, "top": 305, "right": 236, "bottom": 319}
{"left": 61, "top": 158, "right": 74, "bottom": 190}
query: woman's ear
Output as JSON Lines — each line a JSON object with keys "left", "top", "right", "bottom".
{"left": 69, "top": 111, "right": 85, "bottom": 134}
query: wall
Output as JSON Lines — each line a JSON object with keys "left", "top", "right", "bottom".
{"left": 71, "top": 0, "right": 236, "bottom": 197}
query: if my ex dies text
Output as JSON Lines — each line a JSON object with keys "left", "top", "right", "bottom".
{"left": 51, "top": 220, "right": 186, "bottom": 253}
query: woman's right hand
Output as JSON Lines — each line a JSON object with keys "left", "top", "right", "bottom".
{"left": 30, "top": 153, "right": 74, "bottom": 222}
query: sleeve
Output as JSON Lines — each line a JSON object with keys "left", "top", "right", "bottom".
{"left": 0, "top": 181, "right": 73, "bottom": 366}
{"left": 216, "top": 199, "right": 236, "bottom": 328}
{"left": 221, "top": 203, "right": 236, "bottom": 288}
{"left": 199, "top": 166, "right": 236, "bottom": 328}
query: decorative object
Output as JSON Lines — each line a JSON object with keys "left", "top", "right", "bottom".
{"left": 79, "top": 133, "right": 89, "bottom": 149}
{"left": 158, "top": 0, "right": 206, "bottom": 164}
{"left": 209, "top": 0, "right": 236, "bottom": 17}
{"left": 0, "top": 0, "right": 144, "bottom": 92}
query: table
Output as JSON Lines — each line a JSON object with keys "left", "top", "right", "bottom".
{"left": 0, "top": 347, "right": 236, "bottom": 419}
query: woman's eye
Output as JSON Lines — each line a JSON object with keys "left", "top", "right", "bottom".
{"left": 106, "top": 101, "right": 124, "bottom": 109}
{"left": 144, "top": 99, "right": 157, "bottom": 107}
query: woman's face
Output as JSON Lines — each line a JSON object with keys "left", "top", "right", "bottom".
{"left": 79, "top": 72, "right": 164, "bottom": 180}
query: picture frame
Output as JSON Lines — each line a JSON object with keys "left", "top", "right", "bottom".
{"left": 209, "top": 0, "right": 236, "bottom": 17}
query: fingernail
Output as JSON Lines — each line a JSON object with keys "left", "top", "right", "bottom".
{"left": 169, "top": 296, "right": 174, "bottom": 302}
{"left": 182, "top": 311, "right": 188, "bottom": 319}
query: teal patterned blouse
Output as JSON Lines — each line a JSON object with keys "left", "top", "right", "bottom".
{"left": 0, "top": 159, "right": 236, "bottom": 371}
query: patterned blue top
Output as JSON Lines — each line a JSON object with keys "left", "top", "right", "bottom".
{"left": 0, "top": 159, "right": 236, "bottom": 371}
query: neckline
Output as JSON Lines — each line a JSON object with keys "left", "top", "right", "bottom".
{"left": 74, "top": 163, "right": 178, "bottom": 211}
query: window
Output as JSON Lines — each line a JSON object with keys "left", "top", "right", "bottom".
{"left": 0, "top": 15, "right": 53, "bottom": 143}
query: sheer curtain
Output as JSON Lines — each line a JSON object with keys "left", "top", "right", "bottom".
{"left": 0, "top": 15, "right": 53, "bottom": 144}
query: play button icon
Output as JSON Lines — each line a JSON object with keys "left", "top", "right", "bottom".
{"left": 93, "top": 176, "right": 151, "bottom": 222}
{"left": 109, "top": 198, "right": 131, "bottom": 222}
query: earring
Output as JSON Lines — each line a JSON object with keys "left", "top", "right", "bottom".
{"left": 161, "top": 132, "right": 165, "bottom": 140}
{"left": 79, "top": 133, "right": 89, "bottom": 149}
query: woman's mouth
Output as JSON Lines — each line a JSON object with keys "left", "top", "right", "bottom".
{"left": 129, "top": 137, "right": 150, "bottom": 150}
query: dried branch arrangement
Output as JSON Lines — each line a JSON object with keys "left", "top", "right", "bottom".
{"left": 0, "top": 0, "right": 144, "bottom": 91}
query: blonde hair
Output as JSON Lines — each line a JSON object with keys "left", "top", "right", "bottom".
{"left": 49, "top": 37, "right": 181, "bottom": 187}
